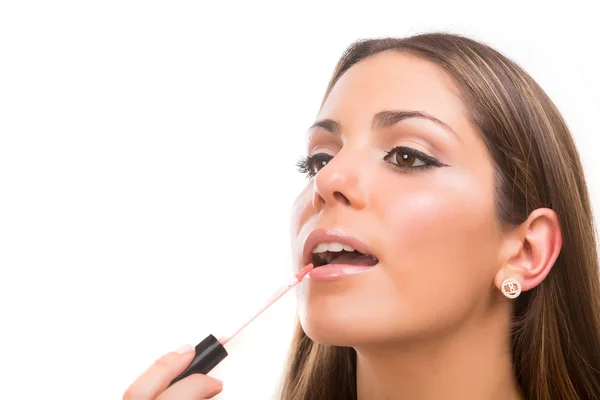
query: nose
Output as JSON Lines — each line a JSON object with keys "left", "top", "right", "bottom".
{"left": 312, "top": 151, "right": 367, "bottom": 212}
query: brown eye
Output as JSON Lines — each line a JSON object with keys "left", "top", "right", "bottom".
{"left": 313, "top": 157, "right": 329, "bottom": 173}
{"left": 396, "top": 151, "right": 417, "bottom": 167}
{"left": 383, "top": 146, "right": 441, "bottom": 171}
{"left": 393, "top": 149, "right": 425, "bottom": 168}
{"left": 297, "top": 153, "right": 333, "bottom": 179}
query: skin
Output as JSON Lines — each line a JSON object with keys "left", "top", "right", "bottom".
{"left": 291, "top": 51, "right": 562, "bottom": 399}
{"left": 122, "top": 345, "right": 223, "bottom": 400}
{"left": 123, "top": 50, "right": 562, "bottom": 400}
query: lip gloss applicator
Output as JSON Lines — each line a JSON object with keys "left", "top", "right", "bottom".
{"left": 168, "top": 263, "right": 314, "bottom": 387}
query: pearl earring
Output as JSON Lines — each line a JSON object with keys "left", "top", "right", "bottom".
{"left": 501, "top": 278, "right": 521, "bottom": 299}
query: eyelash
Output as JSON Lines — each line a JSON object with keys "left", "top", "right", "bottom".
{"left": 296, "top": 146, "right": 446, "bottom": 179}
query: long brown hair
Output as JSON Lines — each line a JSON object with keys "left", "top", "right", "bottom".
{"left": 281, "top": 33, "right": 600, "bottom": 400}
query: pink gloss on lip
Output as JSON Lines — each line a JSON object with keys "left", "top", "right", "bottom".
{"left": 308, "top": 264, "right": 373, "bottom": 280}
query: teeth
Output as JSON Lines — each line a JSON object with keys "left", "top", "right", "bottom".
{"left": 313, "top": 243, "right": 329, "bottom": 254}
{"left": 312, "top": 242, "right": 356, "bottom": 254}
{"left": 328, "top": 242, "right": 344, "bottom": 252}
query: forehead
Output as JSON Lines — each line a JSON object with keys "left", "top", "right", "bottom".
{"left": 318, "top": 51, "right": 470, "bottom": 135}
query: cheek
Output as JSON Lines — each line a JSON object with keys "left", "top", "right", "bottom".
{"left": 377, "top": 169, "right": 500, "bottom": 303}
{"left": 290, "top": 184, "right": 313, "bottom": 262}
{"left": 291, "top": 184, "right": 312, "bottom": 234}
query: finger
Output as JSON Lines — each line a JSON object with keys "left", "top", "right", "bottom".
{"left": 156, "top": 374, "right": 224, "bottom": 400}
{"left": 123, "top": 344, "right": 196, "bottom": 400}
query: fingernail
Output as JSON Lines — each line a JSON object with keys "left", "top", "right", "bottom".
{"left": 174, "top": 344, "right": 194, "bottom": 354}
{"left": 215, "top": 378, "right": 224, "bottom": 387}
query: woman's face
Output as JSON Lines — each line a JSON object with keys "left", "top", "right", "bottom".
{"left": 291, "top": 51, "right": 506, "bottom": 346}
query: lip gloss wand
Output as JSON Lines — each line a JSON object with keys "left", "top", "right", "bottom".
{"left": 168, "top": 263, "right": 314, "bottom": 387}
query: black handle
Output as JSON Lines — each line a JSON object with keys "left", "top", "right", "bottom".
{"left": 168, "top": 334, "right": 228, "bottom": 387}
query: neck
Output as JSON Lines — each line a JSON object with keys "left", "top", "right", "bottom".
{"left": 355, "top": 306, "right": 523, "bottom": 400}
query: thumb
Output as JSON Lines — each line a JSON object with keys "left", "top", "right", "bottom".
{"left": 157, "top": 373, "right": 224, "bottom": 399}
{"left": 123, "top": 344, "right": 197, "bottom": 400}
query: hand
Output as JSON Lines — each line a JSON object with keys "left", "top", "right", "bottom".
{"left": 123, "top": 345, "right": 224, "bottom": 400}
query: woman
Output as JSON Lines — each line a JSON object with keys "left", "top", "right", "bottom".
{"left": 123, "top": 33, "right": 600, "bottom": 400}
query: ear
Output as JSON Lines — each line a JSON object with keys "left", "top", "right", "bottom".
{"left": 494, "top": 208, "right": 563, "bottom": 293}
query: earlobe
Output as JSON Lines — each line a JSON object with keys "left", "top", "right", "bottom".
{"left": 494, "top": 207, "right": 563, "bottom": 296}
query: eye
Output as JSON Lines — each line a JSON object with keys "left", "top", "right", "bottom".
{"left": 296, "top": 153, "right": 333, "bottom": 178}
{"left": 383, "top": 146, "right": 445, "bottom": 171}
{"left": 394, "top": 150, "right": 425, "bottom": 168}
{"left": 296, "top": 146, "right": 446, "bottom": 179}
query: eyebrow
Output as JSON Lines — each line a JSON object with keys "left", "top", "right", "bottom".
{"left": 308, "top": 110, "right": 459, "bottom": 139}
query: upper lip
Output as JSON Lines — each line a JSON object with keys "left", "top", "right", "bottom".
{"left": 302, "top": 228, "right": 376, "bottom": 267}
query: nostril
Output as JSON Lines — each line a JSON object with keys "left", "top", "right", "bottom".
{"left": 333, "top": 191, "right": 350, "bottom": 205}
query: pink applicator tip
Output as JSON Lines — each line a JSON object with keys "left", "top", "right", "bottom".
{"left": 295, "top": 263, "right": 314, "bottom": 281}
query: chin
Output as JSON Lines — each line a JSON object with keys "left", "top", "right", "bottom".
{"left": 301, "top": 317, "right": 370, "bottom": 347}
{"left": 298, "top": 301, "right": 394, "bottom": 346}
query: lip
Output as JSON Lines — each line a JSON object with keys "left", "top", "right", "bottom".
{"left": 301, "top": 228, "right": 376, "bottom": 268}
{"left": 307, "top": 265, "right": 373, "bottom": 280}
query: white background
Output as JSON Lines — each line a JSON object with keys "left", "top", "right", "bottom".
{"left": 1, "top": 1, "right": 599, "bottom": 399}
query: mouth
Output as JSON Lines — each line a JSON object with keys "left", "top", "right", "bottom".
{"left": 302, "top": 229, "right": 379, "bottom": 268}
{"left": 311, "top": 243, "right": 379, "bottom": 268}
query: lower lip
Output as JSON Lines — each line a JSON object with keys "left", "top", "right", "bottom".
{"left": 307, "top": 264, "right": 374, "bottom": 280}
